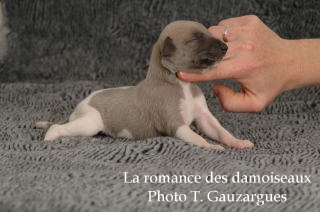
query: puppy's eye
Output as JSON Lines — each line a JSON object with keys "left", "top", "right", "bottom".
{"left": 189, "top": 37, "right": 201, "bottom": 42}
{"left": 186, "top": 37, "right": 202, "bottom": 44}
{"left": 186, "top": 33, "right": 204, "bottom": 44}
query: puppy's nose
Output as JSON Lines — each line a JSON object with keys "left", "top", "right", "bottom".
{"left": 220, "top": 43, "right": 228, "bottom": 53}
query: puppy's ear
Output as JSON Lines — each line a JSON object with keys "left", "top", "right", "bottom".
{"left": 162, "top": 37, "right": 176, "bottom": 57}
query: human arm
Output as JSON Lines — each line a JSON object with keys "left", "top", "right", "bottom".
{"left": 177, "top": 15, "right": 320, "bottom": 112}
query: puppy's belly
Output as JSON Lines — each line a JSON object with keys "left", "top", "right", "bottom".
{"left": 88, "top": 86, "right": 160, "bottom": 139}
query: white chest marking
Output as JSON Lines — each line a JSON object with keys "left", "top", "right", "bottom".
{"left": 179, "top": 82, "right": 209, "bottom": 126}
{"left": 179, "top": 82, "right": 195, "bottom": 125}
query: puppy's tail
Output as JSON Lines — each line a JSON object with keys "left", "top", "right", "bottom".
{"left": 35, "top": 120, "right": 68, "bottom": 129}
{"left": 35, "top": 121, "right": 54, "bottom": 129}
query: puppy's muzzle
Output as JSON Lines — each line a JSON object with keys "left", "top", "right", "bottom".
{"left": 197, "top": 42, "right": 228, "bottom": 67}
{"left": 219, "top": 42, "right": 228, "bottom": 53}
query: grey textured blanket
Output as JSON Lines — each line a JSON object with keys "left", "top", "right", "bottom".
{"left": 1, "top": 0, "right": 320, "bottom": 211}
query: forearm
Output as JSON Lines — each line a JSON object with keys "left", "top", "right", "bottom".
{"left": 284, "top": 39, "right": 320, "bottom": 91}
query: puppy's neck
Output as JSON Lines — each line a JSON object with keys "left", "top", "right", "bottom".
{"left": 146, "top": 42, "right": 181, "bottom": 85}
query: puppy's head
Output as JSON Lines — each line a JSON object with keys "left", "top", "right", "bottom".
{"left": 158, "top": 21, "right": 227, "bottom": 73}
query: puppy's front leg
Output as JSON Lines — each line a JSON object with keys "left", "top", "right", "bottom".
{"left": 175, "top": 125, "right": 224, "bottom": 150}
{"left": 195, "top": 111, "right": 254, "bottom": 149}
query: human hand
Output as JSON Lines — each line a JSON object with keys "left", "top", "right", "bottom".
{"left": 177, "top": 15, "right": 301, "bottom": 112}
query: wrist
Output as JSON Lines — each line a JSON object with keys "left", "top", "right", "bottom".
{"left": 283, "top": 39, "right": 320, "bottom": 92}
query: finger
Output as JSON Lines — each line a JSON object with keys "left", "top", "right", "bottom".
{"left": 177, "top": 71, "right": 208, "bottom": 82}
{"left": 209, "top": 26, "right": 244, "bottom": 42}
{"left": 177, "top": 60, "right": 238, "bottom": 82}
{"left": 208, "top": 26, "right": 224, "bottom": 41}
{"left": 218, "top": 15, "right": 258, "bottom": 27}
{"left": 213, "top": 84, "right": 264, "bottom": 113}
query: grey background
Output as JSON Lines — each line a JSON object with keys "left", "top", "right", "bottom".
{"left": 0, "top": 0, "right": 320, "bottom": 211}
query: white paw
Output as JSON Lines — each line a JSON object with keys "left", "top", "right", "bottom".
{"left": 209, "top": 144, "right": 225, "bottom": 150}
{"left": 44, "top": 124, "right": 60, "bottom": 141}
{"left": 237, "top": 140, "right": 254, "bottom": 149}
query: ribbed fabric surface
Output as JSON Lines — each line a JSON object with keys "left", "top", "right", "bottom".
{"left": 0, "top": 0, "right": 320, "bottom": 211}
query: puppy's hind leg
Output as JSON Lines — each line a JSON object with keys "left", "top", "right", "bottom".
{"left": 38, "top": 90, "right": 105, "bottom": 141}
{"left": 175, "top": 125, "right": 224, "bottom": 150}
{"left": 35, "top": 119, "right": 67, "bottom": 140}
{"left": 43, "top": 114, "right": 104, "bottom": 141}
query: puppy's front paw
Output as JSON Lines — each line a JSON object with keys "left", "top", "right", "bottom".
{"left": 237, "top": 140, "right": 254, "bottom": 149}
{"left": 209, "top": 144, "right": 225, "bottom": 150}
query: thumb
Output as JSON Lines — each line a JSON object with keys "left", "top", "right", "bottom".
{"left": 177, "top": 61, "right": 235, "bottom": 82}
{"left": 213, "top": 84, "right": 264, "bottom": 113}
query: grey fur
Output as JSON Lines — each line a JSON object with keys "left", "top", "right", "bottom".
{"left": 90, "top": 80, "right": 184, "bottom": 139}
{"left": 90, "top": 21, "right": 226, "bottom": 139}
